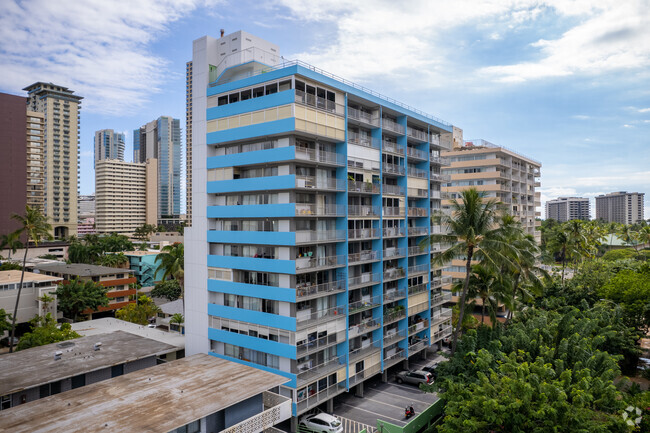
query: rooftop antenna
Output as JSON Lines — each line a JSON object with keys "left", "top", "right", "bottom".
{"left": 220, "top": 29, "right": 225, "bottom": 37}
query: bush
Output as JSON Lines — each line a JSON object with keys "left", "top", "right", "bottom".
{"left": 602, "top": 248, "right": 637, "bottom": 261}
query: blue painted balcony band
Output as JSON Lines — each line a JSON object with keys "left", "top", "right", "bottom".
{"left": 208, "top": 303, "right": 296, "bottom": 331}
{"left": 207, "top": 146, "right": 295, "bottom": 169}
{"left": 207, "top": 203, "right": 296, "bottom": 218}
{"left": 207, "top": 230, "right": 296, "bottom": 246}
{"left": 208, "top": 352, "right": 298, "bottom": 388}
{"left": 208, "top": 279, "right": 296, "bottom": 303}
{"left": 208, "top": 328, "right": 297, "bottom": 359}
{"left": 207, "top": 174, "right": 295, "bottom": 193}
{"left": 207, "top": 118, "right": 295, "bottom": 145}
{"left": 208, "top": 254, "right": 296, "bottom": 274}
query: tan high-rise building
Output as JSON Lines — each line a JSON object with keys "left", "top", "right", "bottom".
{"left": 24, "top": 82, "right": 83, "bottom": 238}
{"left": 26, "top": 111, "right": 45, "bottom": 211}
{"left": 95, "top": 159, "right": 158, "bottom": 234}
{"left": 185, "top": 61, "right": 193, "bottom": 227}
{"left": 595, "top": 191, "right": 645, "bottom": 224}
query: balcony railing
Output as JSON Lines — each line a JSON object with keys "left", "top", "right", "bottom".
{"left": 430, "top": 135, "right": 441, "bottom": 146}
{"left": 382, "top": 162, "right": 405, "bottom": 175}
{"left": 295, "top": 229, "right": 346, "bottom": 244}
{"left": 408, "top": 283, "right": 428, "bottom": 296}
{"left": 382, "top": 141, "right": 404, "bottom": 155}
{"left": 296, "top": 176, "right": 345, "bottom": 191}
{"left": 408, "top": 188, "right": 428, "bottom": 198}
{"left": 407, "top": 167, "right": 428, "bottom": 179}
{"left": 408, "top": 226, "right": 429, "bottom": 236}
{"left": 297, "top": 332, "right": 339, "bottom": 356}
{"left": 295, "top": 203, "right": 345, "bottom": 217}
{"left": 430, "top": 173, "right": 451, "bottom": 182}
{"left": 383, "top": 348, "right": 406, "bottom": 366}
{"left": 383, "top": 247, "right": 406, "bottom": 259}
{"left": 296, "top": 305, "right": 346, "bottom": 329}
{"left": 347, "top": 106, "right": 379, "bottom": 126}
{"left": 349, "top": 339, "right": 382, "bottom": 362}
{"left": 349, "top": 360, "right": 381, "bottom": 386}
{"left": 384, "top": 288, "right": 407, "bottom": 302}
{"left": 430, "top": 155, "right": 450, "bottom": 166}
{"left": 295, "top": 147, "right": 345, "bottom": 166}
{"left": 296, "top": 254, "right": 346, "bottom": 271}
{"left": 349, "top": 228, "right": 379, "bottom": 240}
{"left": 383, "top": 328, "right": 407, "bottom": 346}
{"left": 221, "top": 392, "right": 292, "bottom": 433}
{"left": 382, "top": 184, "right": 405, "bottom": 196}
{"left": 431, "top": 307, "right": 453, "bottom": 326}
{"left": 431, "top": 291, "right": 453, "bottom": 305}
{"left": 348, "top": 250, "right": 380, "bottom": 264}
{"left": 408, "top": 320, "right": 429, "bottom": 335}
{"left": 406, "top": 147, "right": 428, "bottom": 160}
{"left": 384, "top": 308, "right": 407, "bottom": 324}
{"left": 429, "top": 190, "right": 441, "bottom": 199}
{"left": 349, "top": 272, "right": 380, "bottom": 288}
{"left": 382, "top": 118, "right": 405, "bottom": 134}
{"left": 349, "top": 136, "right": 381, "bottom": 149}
{"left": 348, "top": 204, "right": 380, "bottom": 217}
{"left": 348, "top": 317, "right": 381, "bottom": 338}
{"left": 407, "top": 207, "right": 428, "bottom": 217}
{"left": 408, "top": 245, "right": 427, "bottom": 256}
{"left": 383, "top": 207, "right": 405, "bottom": 217}
{"left": 295, "top": 89, "right": 345, "bottom": 116}
{"left": 408, "top": 264, "right": 429, "bottom": 275}
{"left": 431, "top": 325, "right": 453, "bottom": 343}
{"left": 383, "top": 267, "right": 405, "bottom": 281}
{"left": 379, "top": 228, "right": 403, "bottom": 240}
{"left": 348, "top": 180, "right": 380, "bottom": 194}
{"left": 408, "top": 338, "right": 429, "bottom": 354}
{"left": 296, "top": 279, "right": 346, "bottom": 299}
{"left": 407, "top": 127, "right": 428, "bottom": 142}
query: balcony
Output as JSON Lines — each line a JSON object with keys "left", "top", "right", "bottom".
{"left": 295, "top": 89, "right": 345, "bottom": 116}
{"left": 296, "top": 279, "right": 346, "bottom": 300}
{"left": 348, "top": 180, "right": 380, "bottom": 194}
{"left": 408, "top": 320, "right": 429, "bottom": 336}
{"left": 295, "top": 147, "right": 345, "bottom": 166}
{"left": 383, "top": 247, "right": 406, "bottom": 260}
{"left": 383, "top": 227, "right": 405, "bottom": 238}
{"left": 408, "top": 226, "right": 429, "bottom": 237}
{"left": 407, "top": 127, "right": 428, "bottom": 142}
{"left": 382, "top": 162, "right": 405, "bottom": 176}
{"left": 408, "top": 188, "right": 428, "bottom": 198}
{"left": 384, "top": 288, "right": 407, "bottom": 302}
{"left": 349, "top": 339, "right": 381, "bottom": 363}
{"left": 295, "top": 229, "right": 346, "bottom": 244}
{"left": 349, "top": 228, "right": 379, "bottom": 240}
{"left": 408, "top": 264, "right": 429, "bottom": 276}
{"left": 296, "top": 382, "right": 347, "bottom": 413}
{"left": 407, "top": 167, "right": 428, "bottom": 179}
{"left": 430, "top": 173, "right": 451, "bottom": 182}
{"left": 408, "top": 245, "right": 427, "bottom": 256}
{"left": 349, "top": 204, "right": 380, "bottom": 217}
{"left": 431, "top": 291, "right": 452, "bottom": 305}
{"left": 382, "top": 118, "right": 405, "bottom": 135}
{"left": 296, "top": 176, "right": 345, "bottom": 191}
{"left": 349, "top": 272, "right": 381, "bottom": 288}
{"left": 431, "top": 307, "right": 453, "bottom": 326}
{"left": 382, "top": 141, "right": 404, "bottom": 155}
{"left": 296, "top": 254, "right": 346, "bottom": 272}
{"left": 296, "top": 305, "right": 346, "bottom": 330}
{"left": 383, "top": 267, "right": 405, "bottom": 281}
{"left": 348, "top": 317, "right": 381, "bottom": 338}
{"left": 406, "top": 147, "right": 428, "bottom": 161}
{"left": 430, "top": 155, "right": 450, "bottom": 166}
{"left": 221, "top": 392, "right": 292, "bottom": 433}
{"left": 407, "top": 207, "right": 427, "bottom": 217}
{"left": 431, "top": 325, "right": 453, "bottom": 343}
{"left": 349, "top": 136, "right": 381, "bottom": 149}
{"left": 348, "top": 106, "right": 379, "bottom": 127}
{"left": 382, "top": 184, "right": 405, "bottom": 196}
{"left": 297, "top": 332, "right": 340, "bottom": 357}
{"left": 297, "top": 354, "right": 347, "bottom": 386}
{"left": 408, "top": 338, "right": 429, "bottom": 354}
{"left": 295, "top": 203, "right": 345, "bottom": 217}
{"left": 408, "top": 283, "right": 428, "bottom": 296}
{"left": 349, "top": 360, "right": 381, "bottom": 387}
{"left": 383, "top": 348, "right": 406, "bottom": 368}
{"left": 429, "top": 190, "right": 441, "bottom": 199}
{"left": 383, "top": 328, "right": 407, "bottom": 346}
{"left": 348, "top": 250, "right": 380, "bottom": 264}
{"left": 384, "top": 307, "right": 407, "bottom": 325}
{"left": 383, "top": 207, "right": 405, "bottom": 217}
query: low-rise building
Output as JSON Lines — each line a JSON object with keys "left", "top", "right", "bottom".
{"left": 0, "top": 270, "right": 62, "bottom": 325}
{"left": 0, "top": 330, "right": 176, "bottom": 409}
{"left": 77, "top": 217, "right": 96, "bottom": 237}
{"left": 31, "top": 263, "right": 137, "bottom": 317}
{"left": 0, "top": 353, "right": 292, "bottom": 433}
{"left": 123, "top": 251, "right": 165, "bottom": 286}
{"left": 156, "top": 299, "right": 184, "bottom": 333}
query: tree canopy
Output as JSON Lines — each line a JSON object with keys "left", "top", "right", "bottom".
{"left": 150, "top": 279, "right": 182, "bottom": 301}
{"left": 55, "top": 278, "right": 109, "bottom": 321}
{"left": 15, "top": 314, "right": 80, "bottom": 351}
{"left": 115, "top": 295, "right": 160, "bottom": 325}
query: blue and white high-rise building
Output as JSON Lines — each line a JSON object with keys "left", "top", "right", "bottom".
{"left": 186, "top": 30, "right": 454, "bottom": 422}
{"left": 94, "top": 129, "right": 125, "bottom": 166}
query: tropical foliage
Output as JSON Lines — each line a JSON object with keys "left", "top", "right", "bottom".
{"left": 0, "top": 230, "right": 23, "bottom": 260}
{"left": 155, "top": 243, "right": 184, "bottom": 292}
{"left": 15, "top": 314, "right": 80, "bottom": 351}
{"left": 54, "top": 278, "right": 109, "bottom": 321}
{"left": 67, "top": 233, "right": 134, "bottom": 265}
{"left": 115, "top": 295, "right": 160, "bottom": 325}
{"left": 150, "top": 279, "right": 182, "bottom": 301}
{"left": 0, "top": 309, "right": 11, "bottom": 335}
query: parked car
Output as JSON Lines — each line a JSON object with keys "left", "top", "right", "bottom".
{"left": 0, "top": 336, "right": 19, "bottom": 347}
{"left": 421, "top": 363, "right": 439, "bottom": 379}
{"left": 299, "top": 413, "right": 343, "bottom": 433}
{"left": 395, "top": 370, "right": 433, "bottom": 386}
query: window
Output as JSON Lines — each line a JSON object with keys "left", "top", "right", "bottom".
{"left": 111, "top": 365, "right": 124, "bottom": 378}
{"left": 71, "top": 374, "right": 86, "bottom": 389}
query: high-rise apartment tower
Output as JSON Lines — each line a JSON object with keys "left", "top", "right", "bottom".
{"left": 545, "top": 197, "right": 590, "bottom": 222}
{"left": 94, "top": 129, "right": 125, "bottom": 166}
{"left": 595, "top": 191, "right": 645, "bottom": 224}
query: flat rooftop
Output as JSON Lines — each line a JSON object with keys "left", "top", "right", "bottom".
{"left": 0, "top": 270, "right": 62, "bottom": 284}
{"left": 0, "top": 354, "right": 289, "bottom": 433}
{"left": 71, "top": 317, "right": 185, "bottom": 349}
{"left": 32, "top": 262, "right": 134, "bottom": 277}
{"left": 123, "top": 250, "right": 158, "bottom": 256}
{"left": 0, "top": 330, "right": 176, "bottom": 396}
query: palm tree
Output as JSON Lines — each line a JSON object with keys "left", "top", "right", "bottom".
{"left": 9, "top": 206, "right": 52, "bottom": 352}
{"left": 636, "top": 226, "right": 650, "bottom": 251}
{"left": 155, "top": 243, "right": 184, "bottom": 288}
{"left": 618, "top": 224, "right": 640, "bottom": 254}
{"left": 96, "top": 252, "right": 128, "bottom": 268}
{"left": 421, "top": 188, "right": 513, "bottom": 354}
{"left": 547, "top": 226, "right": 572, "bottom": 285}
{"left": 169, "top": 313, "right": 184, "bottom": 332}
{"left": 466, "top": 264, "right": 506, "bottom": 325}
{"left": 0, "top": 230, "right": 24, "bottom": 260}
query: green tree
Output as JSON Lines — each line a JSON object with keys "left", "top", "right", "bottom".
{"left": 602, "top": 248, "right": 637, "bottom": 261}
{"left": 155, "top": 243, "right": 184, "bottom": 292}
{"left": 619, "top": 224, "right": 640, "bottom": 253}
{"left": 15, "top": 314, "right": 80, "bottom": 351}
{"left": 466, "top": 264, "right": 507, "bottom": 325}
{"left": 0, "top": 309, "right": 12, "bottom": 335}
{"left": 133, "top": 223, "right": 157, "bottom": 242}
{"left": 8, "top": 205, "right": 52, "bottom": 352}
{"left": 38, "top": 293, "right": 55, "bottom": 315}
{"left": 422, "top": 188, "right": 513, "bottom": 354}
{"left": 150, "top": 279, "right": 182, "bottom": 301}
{"left": 169, "top": 313, "right": 184, "bottom": 332}
{"left": 0, "top": 230, "right": 23, "bottom": 260}
{"left": 599, "top": 268, "right": 650, "bottom": 334}
{"left": 95, "top": 252, "right": 128, "bottom": 268}
{"left": 55, "top": 278, "right": 109, "bottom": 321}
{"left": 0, "top": 262, "right": 22, "bottom": 271}
{"left": 116, "top": 295, "right": 160, "bottom": 325}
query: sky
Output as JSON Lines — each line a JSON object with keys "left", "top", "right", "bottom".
{"left": 1, "top": 0, "right": 649, "bottom": 218}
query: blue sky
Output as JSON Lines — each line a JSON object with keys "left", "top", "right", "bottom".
{"left": 1, "top": 0, "right": 649, "bottom": 218}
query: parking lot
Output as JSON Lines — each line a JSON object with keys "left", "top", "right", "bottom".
{"left": 332, "top": 351, "right": 446, "bottom": 431}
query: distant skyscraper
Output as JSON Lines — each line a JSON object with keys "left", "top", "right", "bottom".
{"left": 545, "top": 197, "right": 590, "bottom": 222}
{"left": 133, "top": 116, "right": 182, "bottom": 225}
{"left": 94, "top": 129, "right": 125, "bottom": 166}
{"left": 185, "top": 60, "right": 193, "bottom": 227}
{"left": 24, "top": 82, "right": 83, "bottom": 238}
{"left": 595, "top": 191, "right": 645, "bottom": 224}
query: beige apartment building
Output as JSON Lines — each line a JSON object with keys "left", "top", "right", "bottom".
{"left": 25, "top": 111, "right": 45, "bottom": 210}
{"left": 0, "top": 270, "right": 62, "bottom": 325}
{"left": 95, "top": 159, "right": 158, "bottom": 234}
{"left": 442, "top": 139, "right": 541, "bottom": 283}
{"left": 595, "top": 191, "right": 645, "bottom": 224}
{"left": 546, "top": 197, "right": 590, "bottom": 222}
{"left": 24, "top": 83, "right": 82, "bottom": 238}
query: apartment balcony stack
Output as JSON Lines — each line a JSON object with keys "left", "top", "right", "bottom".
{"left": 185, "top": 30, "right": 455, "bottom": 425}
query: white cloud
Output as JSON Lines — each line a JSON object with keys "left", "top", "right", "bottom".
{"left": 639, "top": 108, "right": 650, "bottom": 113}
{"left": 623, "top": 124, "right": 634, "bottom": 128}
{"left": 572, "top": 115, "right": 590, "bottom": 120}
{"left": 0, "top": 0, "right": 220, "bottom": 115}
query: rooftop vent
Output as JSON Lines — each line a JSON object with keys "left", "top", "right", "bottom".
{"left": 94, "top": 342, "right": 102, "bottom": 351}
{"left": 54, "top": 351, "right": 62, "bottom": 361}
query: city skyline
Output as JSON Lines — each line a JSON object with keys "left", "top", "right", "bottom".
{"left": 0, "top": 0, "right": 648, "bottom": 217}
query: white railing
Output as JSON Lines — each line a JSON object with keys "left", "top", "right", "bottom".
{"left": 383, "top": 207, "right": 405, "bottom": 217}
{"left": 408, "top": 320, "right": 429, "bottom": 335}
{"left": 408, "top": 264, "right": 429, "bottom": 275}
{"left": 295, "top": 203, "right": 345, "bottom": 216}
{"left": 349, "top": 228, "right": 379, "bottom": 240}
{"left": 349, "top": 135, "right": 381, "bottom": 149}
{"left": 431, "top": 291, "right": 453, "bottom": 305}
{"left": 383, "top": 162, "right": 405, "bottom": 175}
{"left": 383, "top": 184, "right": 405, "bottom": 196}
{"left": 348, "top": 180, "right": 380, "bottom": 194}
{"left": 296, "top": 305, "right": 346, "bottom": 328}
{"left": 407, "top": 167, "right": 428, "bottom": 178}
{"left": 407, "top": 147, "right": 428, "bottom": 160}
{"left": 296, "top": 254, "right": 346, "bottom": 271}
{"left": 297, "top": 332, "right": 340, "bottom": 356}
{"left": 430, "top": 173, "right": 451, "bottom": 182}
{"left": 408, "top": 226, "right": 429, "bottom": 236}
{"left": 430, "top": 155, "right": 450, "bottom": 166}
{"left": 295, "top": 230, "right": 346, "bottom": 244}
{"left": 408, "top": 283, "right": 428, "bottom": 295}
{"left": 383, "top": 118, "right": 405, "bottom": 134}
{"left": 296, "top": 280, "right": 345, "bottom": 299}
{"left": 384, "top": 288, "right": 407, "bottom": 302}
{"left": 295, "top": 176, "right": 345, "bottom": 191}
{"left": 297, "top": 354, "right": 346, "bottom": 383}
{"left": 383, "top": 328, "right": 407, "bottom": 346}
{"left": 382, "top": 141, "right": 404, "bottom": 154}
{"left": 295, "top": 147, "right": 345, "bottom": 166}
{"left": 348, "top": 204, "right": 380, "bottom": 217}
{"left": 383, "top": 247, "right": 406, "bottom": 259}
{"left": 408, "top": 187, "right": 428, "bottom": 198}
{"left": 348, "top": 106, "right": 379, "bottom": 126}
{"left": 348, "top": 250, "right": 380, "bottom": 263}
{"left": 407, "top": 127, "right": 428, "bottom": 142}
{"left": 349, "top": 272, "right": 380, "bottom": 287}
{"left": 348, "top": 318, "right": 381, "bottom": 338}
{"left": 295, "top": 89, "right": 345, "bottom": 116}
{"left": 383, "top": 227, "right": 405, "bottom": 237}
{"left": 408, "top": 207, "right": 428, "bottom": 217}
{"left": 431, "top": 325, "right": 453, "bottom": 342}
